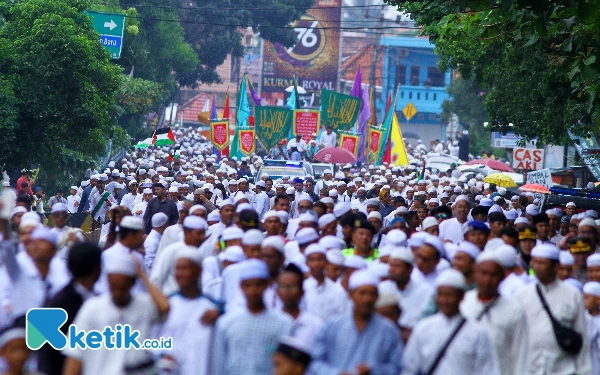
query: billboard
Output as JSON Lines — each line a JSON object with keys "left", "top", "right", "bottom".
{"left": 261, "top": 0, "right": 341, "bottom": 107}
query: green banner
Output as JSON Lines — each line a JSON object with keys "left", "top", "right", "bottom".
{"left": 320, "top": 89, "right": 361, "bottom": 133}
{"left": 256, "top": 106, "right": 293, "bottom": 151}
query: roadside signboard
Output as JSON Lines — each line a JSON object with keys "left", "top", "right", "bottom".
{"left": 86, "top": 11, "right": 125, "bottom": 59}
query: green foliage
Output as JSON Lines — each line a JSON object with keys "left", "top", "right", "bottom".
{"left": 0, "top": 0, "right": 121, "bottom": 175}
{"left": 387, "top": 0, "right": 600, "bottom": 144}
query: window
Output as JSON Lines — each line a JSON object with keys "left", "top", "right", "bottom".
{"left": 433, "top": 93, "right": 437, "bottom": 101}
{"left": 427, "top": 67, "right": 445, "bottom": 87}
{"left": 410, "top": 66, "right": 420, "bottom": 86}
{"left": 409, "top": 92, "right": 413, "bottom": 99}
{"left": 395, "top": 64, "right": 407, "bottom": 87}
{"left": 417, "top": 92, "right": 420, "bottom": 100}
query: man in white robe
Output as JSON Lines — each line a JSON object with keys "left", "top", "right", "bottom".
{"left": 439, "top": 195, "right": 470, "bottom": 244}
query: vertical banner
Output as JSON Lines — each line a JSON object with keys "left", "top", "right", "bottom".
{"left": 255, "top": 106, "right": 293, "bottom": 151}
{"left": 368, "top": 126, "right": 383, "bottom": 162}
{"left": 261, "top": 0, "right": 341, "bottom": 107}
{"left": 210, "top": 120, "right": 230, "bottom": 151}
{"left": 320, "top": 90, "right": 361, "bottom": 133}
{"left": 293, "top": 110, "right": 320, "bottom": 142}
{"left": 239, "top": 128, "right": 256, "bottom": 156}
{"left": 339, "top": 132, "right": 360, "bottom": 154}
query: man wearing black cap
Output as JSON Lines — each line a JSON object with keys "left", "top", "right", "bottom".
{"left": 143, "top": 182, "right": 179, "bottom": 234}
{"left": 533, "top": 213, "right": 553, "bottom": 245}
{"left": 342, "top": 219, "right": 378, "bottom": 261}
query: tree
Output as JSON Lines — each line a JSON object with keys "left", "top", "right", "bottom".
{"left": 387, "top": 0, "right": 600, "bottom": 144}
{"left": 0, "top": 0, "right": 122, "bottom": 176}
{"left": 114, "top": 75, "right": 164, "bottom": 141}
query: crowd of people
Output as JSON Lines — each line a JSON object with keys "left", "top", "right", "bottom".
{"left": 0, "top": 126, "right": 599, "bottom": 374}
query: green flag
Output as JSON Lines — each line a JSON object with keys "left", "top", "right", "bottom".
{"left": 255, "top": 106, "right": 293, "bottom": 152}
{"left": 320, "top": 89, "right": 361, "bottom": 133}
{"left": 376, "top": 93, "right": 396, "bottom": 165}
{"left": 231, "top": 74, "right": 251, "bottom": 159}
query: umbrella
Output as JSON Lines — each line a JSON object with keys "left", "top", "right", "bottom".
{"left": 519, "top": 184, "right": 550, "bottom": 194}
{"left": 313, "top": 147, "right": 357, "bottom": 164}
{"left": 466, "top": 159, "right": 515, "bottom": 173}
{"left": 285, "top": 85, "right": 307, "bottom": 94}
{"left": 483, "top": 174, "right": 517, "bottom": 188}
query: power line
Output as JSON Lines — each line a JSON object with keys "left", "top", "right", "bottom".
{"left": 94, "top": 2, "right": 396, "bottom": 12}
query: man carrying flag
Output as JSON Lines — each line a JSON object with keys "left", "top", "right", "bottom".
{"left": 86, "top": 175, "right": 117, "bottom": 222}
{"left": 168, "top": 145, "right": 181, "bottom": 163}
{"left": 152, "top": 127, "right": 177, "bottom": 146}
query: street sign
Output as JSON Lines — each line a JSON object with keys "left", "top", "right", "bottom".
{"left": 86, "top": 11, "right": 125, "bottom": 59}
{"left": 402, "top": 102, "right": 417, "bottom": 121}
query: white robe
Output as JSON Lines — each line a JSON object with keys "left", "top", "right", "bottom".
{"left": 586, "top": 312, "right": 600, "bottom": 374}
{"left": 150, "top": 241, "right": 200, "bottom": 296}
{"left": 439, "top": 217, "right": 465, "bottom": 244}
{"left": 379, "top": 279, "right": 434, "bottom": 329}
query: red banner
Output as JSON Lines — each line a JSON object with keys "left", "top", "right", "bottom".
{"left": 210, "top": 120, "right": 230, "bottom": 151}
{"left": 339, "top": 133, "right": 359, "bottom": 154}
{"left": 369, "top": 126, "right": 383, "bottom": 154}
{"left": 239, "top": 128, "right": 256, "bottom": 156}
{"left": 293, "top": 110, "right": 320, "bottom": 143}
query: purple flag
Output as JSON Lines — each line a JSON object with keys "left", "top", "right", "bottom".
{"left": 247, "top": 76, "right": 262, "bottom": 106}
{"left": 350, "top": 67, "right": 362, "bottom": 98}
{"left": 357, "top": 83, "right": 371, "bottom": 163}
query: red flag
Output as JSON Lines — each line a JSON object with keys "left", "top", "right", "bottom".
{"left": 381, "top": 91, "right": 393, "bottom": 164}
{"left": 385, "top": 91, "right": 392, "bottom": 113}
{"left": 222, "top": 91, "right": 230, "bottom": 119}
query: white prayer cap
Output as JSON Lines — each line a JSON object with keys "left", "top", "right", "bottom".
{"left": 183, "top": 216, "right": 207, "bottom": 230}
{"left": 30, "top": 227, "right": 58, "bottom": 247}
{"left": 276, "top": 211, "right": 289, "bottom": 224}
{"left": 479, "top": 198, "right": 493, "bottom": 207}
{"left": 344, "top": 255, "right": 367, "bottom": 270}
{"left": 367, "top": 211, "right": 382, "bottom": 222}
{"left": 525, "top": 204, "right": 539, "bottom": 216}
{"left": 584, "top": 281, "right": 600, "bottom": 297}
{"left": 219, "top": 198, "right": 235, "bottom": 208}
{"left": 566, "top": 202, "right": 576, "bottom": 208}
{"left": 326, "top": 249, "right": 345, "bottom": 266}
{"left": 105, "top": 252, "right": 137, "bottom": 277}
{"left": 369, "top": 262, "right": 390, "bottom": 279}
{"left": 242, "top": 229, "right": 264, "bottom": 245}
{"left": 587, "top": 254, "right": 600, "bottom": 267}
{"left": 298, "top": 213, "right": 318, "bottom": 224}
{"left": 20, "top": 212, "right": 41, "bottom": 229}
{"left": 319, "top": 235, "right": 346, "bottom": 250}
{"left": 222, "top": 227, "right": 244, "bottom": 241}
{"left": 286, "top": 187, "right": 296, "bottom": 195}
{"left": 483, "top": 238, "right": 505, "bottom": 252}
{"left": 239, "top": 259, "right": 269, "bottom": 281}
{"left": 151, "top": 212, "right": 168, "bottom": 228}
{"left": 559, "top": 251, "right": 575, "bottom": 266}
{"left": 51, "top": 203, "right": 68, "bottom": 213}
{"left": 588, "top": 182, "right": 596, "bottom": 190}
{"left": 378, "top": 244, "right": 394, "bottom": 258}
{"left": 503, "top": 210, "right": 517, "bottom": 220}
{"left": 389, "top": 247, "right": 414, "bottom": 264}
{"left": 189, "top": 205, "right": 205, "bottom": 215}
{"left": 495, "top": 245, "right": 518, "bottom": 268}
{"left": 296, "top": 227, "right": 319, "bottom": 245}
{"left": 454, "top": 195, "right": 469, "bottom": 204}
{"left": 222, "top": 246, "right": 246, "bottom": 263}
{"left": 565, "top": 278, "right": 584, "bottom": 293}
{"left": 0, "top": 327, "right": 26, "bottom": 350}
{"left": 424, "top": 235, "right": 445, "bottom": 257}
{"left": 305, "top": 244, "right": 326, "bottom": 257}
{"left": 236, "top": 203, "right": 253, "bottom": 214}
{"left": 11, "top": 206, "right": 27, "bottom": 217}
{"left": 349, "top": 270, "right": 379, "bottom": 291}
{"left": 475, "top": 251, "right": 503, "bottom": 266}
{"left": 120, "top": 216, "right": 144, "bottom": 231}
{"left": 333, "top": 202, "right": 351, "bottom": 218}
{"left": 81, "top": 180, "right": 90, "bottom": 187}
{"left": 375, "top": 284, "right": 400, "bottom": 309}
{"left": 435, "top": 269, "right": 467, "bottom": 291}
{"left": 384, "top": 230, "right": 408, "bottom": 247}
{"left": 514, "top": 217, "right": 530, "bottom": 225}
{"left": 261, "top": 235, "right": 285, "bottom": 254}
{"left": 318, "top": 213, "right": 337, "bottom": 229}
{"left": 579, "top": 218, "right": 597, "bottom": 229}
{"left": 421, "top": 217, "right": 438, "bottom": 231}
{"left": 408, "top": 231, "right": 430, "bottom": 248}
{"left": 168, "top": 186, "right": 178, "bottom": 193}
{"left": 320, "top": 197, "right": 334, "bottom": 205}
{"left": 175, "top": 247, "right": 203, "bottom": 266}
{"left": 531, "top": 243, "right": 560, "bottom": 260}
{"left": 456, "top": 241, "right": 480, "bottom": 260}
{"left": 328, "top": 190, "right": 338, "bottom": 197}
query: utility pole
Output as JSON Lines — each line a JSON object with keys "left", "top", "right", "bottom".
{"left": 369, "top": 8, "right": 385, "bottom": 126}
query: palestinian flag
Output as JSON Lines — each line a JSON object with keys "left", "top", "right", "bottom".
{"left": 133, "top": 138, "right": 153, "bottom": 149}
{"left": 152, "top": 127, "right": 176, "bottom": 146}
{"left": 167, "top": 145, "right": 181, "bottom": 162}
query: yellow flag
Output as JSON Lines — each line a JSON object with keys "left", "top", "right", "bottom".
{"left": 390, "top": 112, "right": 409, "bottom": 166}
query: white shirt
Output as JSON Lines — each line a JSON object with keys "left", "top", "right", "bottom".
{"left": 434, "top": 143, "right": 444, "bottom": 153}
{"left": 402, "top": 313, "right": 501, "bottom": 375}
{"left": 498, "top": 272, "right": 526, "bottom": 297}
{"left": 410, "top": 267, "right": 440, "bottom": 290}
{"left": 514, "top": 279, "right": 592, "bottom": 375}
{"left": 150, "top": 241, "right": 200, "bottom": 296}
{"left": 287, "top": 310, "right": 324, "bottom": 347}
{"left": 143, "top": 229, "right": 162, "bottom": 270}
{"left": 448, "top": 145, "right": 460, "bottom": 157}
{"left": 95, "top": 242, "right": 145, "bottom": 295}
{"left": 120, "top": 192, "right": 137, "bottom": 211}
{"left": 302, "top": 276, "right": 349, "bottom": 320}
{"left": 253, "top": 191, "right": 270, "bottom": 220}
{"left": 87, "top": 191, "right": 117, "bottom": 220}
{"left": 379, "top": 279, "right": 434, "bottom": 329}
{"left": 319, "top": 131, "right": 337, "bottom": 148}
{"left": 156, "top": 224, "right": 183, "bottom": 257}
{"left": 586, "top": 312, "right": 600, "bottom": 374}
{"left": 439, "top": 217, "right": 466, "bottom": 244}
{"left": 132, "top": 201, "right": 147, "bottom": 218}
{"left": 64, "top": 293, "right": 160, "bottom": 375}
{"left": 66, "top": 194, "right": 81, "bottom": 213}
{"left": 460, "top": 290, "right": 529, "bottom": 375}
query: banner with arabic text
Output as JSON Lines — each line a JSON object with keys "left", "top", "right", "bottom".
{"left": 368, "top": 126, "right": 383, "bottom": 155}
{"left": 339, "top": 132, "right": 359, "bottom": 154}
{"left": 293, "top": 110, "right": 320, "bottom": 143}
{"left": 210, "top": 120, "right": 230, "bottom": 151}
{"left": 256, "top": 106, "right": 293, "bottom": 151}
{"left": 320, "top": 89, "right": 361, "bottom": 133}
{"left": 239, "top": 127, "right": 256, "bottom": 156}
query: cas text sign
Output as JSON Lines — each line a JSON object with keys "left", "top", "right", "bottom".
{"left": 513, "top": 148, "right": 544, "bottom": 170}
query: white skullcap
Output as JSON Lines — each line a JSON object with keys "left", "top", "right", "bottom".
{"left": 207, "top": 210, "right": 221, "bottom": 222}
{"left": 11, "top": 206, "right": 27, "bottom": 217}
{"left": 344, "top": 255, "right": 367, "bottom": 269}
{"left": 286, "top": 187, "right": 296, "bottom": 195}
{"left": 494, "top": 245, "right": 518, "bottom": 268}
{"left": 222, "top": 246, "right": 246, "bottom": 263}
{"left": 483, "top": 238, "right": 505, "bottom": 252}
{"left": 235, "top": 203, "right": 253, "bottom": 214}
{"left": 435, "top": 269, "right": 467, "bottom": 291}
{"left": 276, "top": 211, "right": 289, "bottom": 224}
{"left": 261, "top": 235, "right": 286, "bottom": 254}
{"left": 454, "top": 195, "right": 469, "bottom": 204}
{"left": 105, "top": 252, "right": 138, "bottom": 277}
{"left": 222, "top": 227, "right": 244, "bottom": 241}
{"left": 503, "top": 210, "right": 517, "bottom": 220}
{"left": 168, "top": 186, "right": 178, "bottom": 193}
{"left": 296, "top": 227, "right": 319, "bottom": 245}
{"left": 585, "top": 210, "right": 599, "bottom": 219}
{"left": 566, "top": 202, "right": 576, "bottom": 208}
{"left": 242, "top": 229, "right": 264, "bottom": 245}
{"left": 20, "top": 212, "right": 41, "bottom": 229}
{"left": 579, "top": 218, "right": 598, "bottom": 229}
{"left": 531, "top": 244, "right": 560, "bottom": 260}
{"left": 320, "top": 197, "right": 334, "bottom": 205}
{"left": 152, "top": 212, "right": 168, "bottom": 228}
{"left": 424, "top": 235, "right": 445, "bottom": 257}
{"left": 120, "top": 216, "right": 144, "bottom": 231}
{"left": 0, "top": 327, "right": 26, "bottom": 350}
{"left": 175, "top": 247, "right": 203, "bottom": 266}
{"left": 319, "top": 235, "right": 346, "bottom": 250}
{"left": 328, "top": 190, "right": 338, "bottom": 197}
{"left": 526, "top": 204, "right": 540, "bottom": 216}
{"left": 190, "top": 205, "right": 206, "bottom": 215}
{"left": 514, "top": 217, "right": 530, "bottom": 225}
{"left": 333, "top": 202, "right": 351, "bottom": 218}
{"left": 409, "top": 231, "right": 430, "bottom": 248}
{"left": 480, "top": 198, "right": 493, "bottom": 207}
{"left": 349, "top": 270, "right": 379, "bottom": 291}
{"left": 389, "top": 246, "right": 414, "bottom": 264}
{"left": 305, "top": 244, "right": 326, "bottom": 257}
{"left": 298, "top": 213, "right": 318, "bottom": 224}
{"left": 318, "top": 213, "right": 337, "bottom": 229}
{"left": 369, "top": 262, "right": 390, "bottom": 279}
{"left": 421, "top": 217, "right": 438, "bottom": 231}
{"left": 559, "top": 251, "right": 575, "bottom": 266}
{"left": 183, "top": 216, "right": 207, "bottom": 230}
{"left": 239, "top": 259, "right": 269, "bottom": 281}
{"left": 456, "top": 241, "right": 480, "bottom": 260}
{"left": 326, "top": 249, "right": 345, "bottom": 265}
{"left": 219, "top": 199, "right": 235, "bottom": 208}
{"left": 475, "top": 251, "right": 504, "bottom": 266}
{"left": 587, "top": 254, "right": 600, "bottom": 267}
{"left": 262, "top": 210, "right": 280, "bottom": 223}
{"left": 142, "top": 188, "right": 153, "bottom": 194}
{"left": 384, "top": 230, "right": 408, "bottom": 247}
{"left": 51, "top": 203, "right": 68, "bottom": 213}
{"left": 30, "top": 227, "right": 58, "bottom": 247}
{"left": 378, "top": 244, "right": 394, "bottom": 258}
{"left": 367, "top": 211, "right": 382, "bottom": 222}
{"left": 584, "top": 281, "right": 600, "bottom": 297}
{"left": 375, "top": 284, "right": 400, "bottom": 309}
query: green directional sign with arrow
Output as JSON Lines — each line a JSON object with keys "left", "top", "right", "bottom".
{"left": 86, "top": 11, "right": 125, "bottom": 59}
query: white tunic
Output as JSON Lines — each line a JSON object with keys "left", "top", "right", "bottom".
{"left": 319, "top": 131, "right": 337, "bottom": 148}
{"left": 87, "top": 191, "right": 117, "bottom": 220}
{"left": 95, "top": 242, "right": 146, "bottom": 295}
{"left": 586, "top": 312, "right": 600, "bottom": 374}
{"left": 66, "top": 194, "right": 81, "bottom": 213}
{"left": 150, "top": 242, "right": 200, "bottom": 296}
{"left": 410, "top": 268, "right": 440, "bottom": 290}
{"left": 302, "top": 276, "right": 349, "bottom": 320}
{"left": 143, "top": 229, "right": 162, "bottom": 270}
{"left": 156, "top": 224, "right": 183, "bottom": 258}
{"left": 253, "top": 191, "right": 270, "bottom": 220}
{"left": 64, "top": 293, "right": 160, "bottom": 375}
{"left": 439, "top": 218, "right": 465, "bottom": 244}
{"left": 460, "top": 290, "right": 529, "bottom": 375}
{"left": 379, "top": 279, "right": 434, "bottom": 329}
{"left": 402, "top": 313, "right": 501, "bottom": 375}
{"left": 514, "top": 279, "right": 592, "bottom": 375}
{"left": 120, "top": 192, "right": 137, "bottom": 211}
{"left": 498, "top": 272, "right": 526, "bottom": 297}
